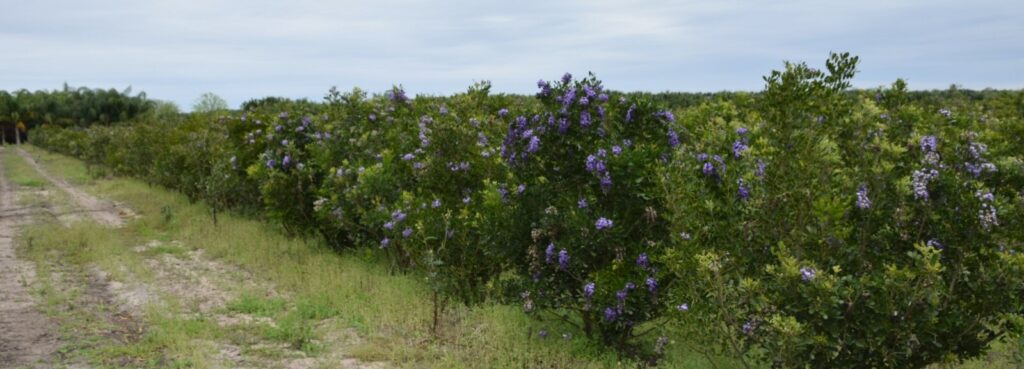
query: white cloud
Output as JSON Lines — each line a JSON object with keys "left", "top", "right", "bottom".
{"left": 1, "top": 0, "right": 1021, "bottom": 110}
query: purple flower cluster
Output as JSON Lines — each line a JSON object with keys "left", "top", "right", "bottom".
{"left": 939, "top": 108, "right": 952, "bottom": 119}
{"left": 386, "top": 87, "right": 408, "bottom": 104}
{"left": 912, "top": 169, "right": 939, "bottom": 200}
{"left": 856, "top": 183, "right": 872, "bottom": 209}
{"left": 668, "top": 129, "right": 680, "bottom": 148}
{"left": 732, "top": 140, "right": 748, "bottom": 158}
{"left": 976, "top": 190, "right": 998, "bottom": 231}
{"left": 537, "top": 79, "right": 552, "bottom": 97}
{"left": 920, "top": 135, "right": 938, "bottom": 153}
{"left": 595, "top": 217, "right": 613, "bottom": 230}
{"left": 737, "top": 179, "right": 750, "bottom": 201}
{"left": 964, "top": 141, "right": 997, "bottom": 177}
{"left": 636, "top": 253, "right": 650, "bottom": 270}
{"left": 447, "top": 161, "right": 471, "bottom": 172}
{"left": 800, "top": 267, "right": 816, "bottom": 282}
{"left": 545, "top": 243, "right": 556, "bottom": 264}
{"left": 558, "top": 249, "right": 570, "bottom": 271}
{"left": 625, "top": 104, "right": 637, "bottom": 123}
{"left": 755, "top": 159, "right": 767, "bottom": 178}
{"left": 584, "top": 282, "right": 595, "bottom": 300}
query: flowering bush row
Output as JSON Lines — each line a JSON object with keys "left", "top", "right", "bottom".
{"left": 32, "top": 54, "right": 1024, "bottom": 368}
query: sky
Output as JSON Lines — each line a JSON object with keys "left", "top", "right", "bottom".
{"left": 1, "top": 0, "right": 1022, "bottom": 111}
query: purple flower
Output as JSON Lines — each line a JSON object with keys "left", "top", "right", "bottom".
{"left": 579, "top": 96, "right": 590, "bottom": 106}
{"left": 583, "top": 282, "right": 595, "bottom": 299}
{"left": 561, "top": 72, "right": 572, "bottom": 84}
{"left": 380, "top": 237, "right": 390, "bottom": 249}
{"left": 742, "top": 321, "right": 756, "bottom": 335}
{"left": 732, "top": 141, "right": 748, "bottom": 158}
{"left": 387, "top": 88, "right": 407, "bottom": 103}
{"left": 755, "top": 159, "right": 767, "bottom": 178}
{"left": 676, "top": 303, "right": 689, "bottom": 312}
{"left": 636, "top": 253, "right": 650, "bottom": 270}
{"left": 737, "top": 179, "right": 750, "bottom": 201}
{"left": 595, "top": 217, "right": 613, "bottom": 230}
{"left": 800, "top": 267, "right": 816, "bottom": 281}
{"left": 498, "top": 108, "right": 509, "bottom": 118}
{"left": 696, "top": 153, "right": 708, "bottom": 162}
{"left": 616, "top": 290, "right": 628, "bottom": 304}
{"left": 462, "top": 196, "right": 471, "bottom": 204}
{"left": 392, "top": 209, "right": 407, "bottom": 223}
{"left": 545, "top": 243, "right": 556, "bottom": 264}
{"left": 558, "top": 118, "right": 570, "bottom": 134}
{"left": 856, "top": 184, "right": 872, "bottom": 209}
{"left": 432, "top": 199, "right": 441, "bottom": 208}
{"left": 702, "top": 162, "right": 716, "bottom": 177}
{"left": 604, "top": 307, "right": 617, "bottom": 322}
{"left": 585, "top": 155, "right": 606, "bottom": 173}
{"left": 578, "top": 198, "right": 588, "bottom": 209}
{"left": 927, "top": 239, "right": 944, "bottom": 250}
{"left": 611, "top": 145, "right": 623, "bottom": 156}
{"left": 558, "top": 249, "right": 570, "bottom": 271}
{"left": 580, "top": 110, "right": 591, "bottom": 128}
{"left": 537, "top": 79, "right": 552, "bottom": 96}
{"left": 439, "top": 106, "right": 448, "bottom": 115}
{"left": 282, "top": 155, "right": 292, "bottom": 167}
{"left": 599, "top": 175, "right": 613, "bottom": 193}
{"left": 517, "top": 184, "right": 526, "bottom": 195}
{"left": 645, "top": 277, "right": 658, "bottom": 293}
{"left": 625, "top": 282, "right": 636, "bottom": 291}
{"left": 384, "top": 221, "right": 394, "bottom": 230}
{"left": 920, "top": 135, "right": 938, "bottom": 153}
{"left": 266, "top": 159, "right": 276, "bottom": 169}
{"left": 527, "top": 135, "right": 541, "bottom": 153}
{"left": 668, "top": 129, "right": 680, "bottom": 148}
{"left": 912, "top": 169, "right": 939, "bottom": 200}
{"left": 625, "top": 104, "right": 637, "bottom": 123}
{"left": 402, "top": 153, "right": 415, "bottom": 161}
{"left": 402, "top": 228, "right": 413, "bottom": 238}
{"left": 736, "top": 127, "right": 749, "bottom": 135}
{"left": 939, "top": 108, "right": 952, "bottom": 119}
{"left": 368, "top": 113, "right": 377, "bottom": 121}
{"left": 656, "top": 110, "right": 675, "bottom": 122}
{"left": 281, "top": 139, "right": 289, "bottom": 146}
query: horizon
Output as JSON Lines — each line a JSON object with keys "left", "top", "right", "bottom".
{"left": 2, "top": 0, "right": 1022, "bottom": 111}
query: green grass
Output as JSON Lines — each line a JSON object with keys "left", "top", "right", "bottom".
{"left": 20, "top": 145, "right": 1021, "bottom": 369}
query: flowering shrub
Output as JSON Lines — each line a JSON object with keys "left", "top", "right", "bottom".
{"left": 662, "top": 53, "right": 1024, "bottom": 368}
{"left": 30, "top": 54, "right": 1024, "bottom": 366}
{"left": 501, "top": 73, "right": 680, "bottom": 352}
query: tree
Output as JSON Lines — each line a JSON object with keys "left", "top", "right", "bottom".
{"left": 192, "top": 92, "right": 229, "bottom": 113}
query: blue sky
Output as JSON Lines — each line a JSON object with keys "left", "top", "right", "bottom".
{"left": 1, "top": 0, "right": 1022, "bottom": 111}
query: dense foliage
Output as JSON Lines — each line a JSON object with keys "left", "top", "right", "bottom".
{"left": 30, "top": 54, "right": 1024, "bottom": 368}
{"left": 0, "top": 84, "right": 155, "bottom": 129}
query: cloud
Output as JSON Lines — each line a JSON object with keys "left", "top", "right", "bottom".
{"left": 1, "top": 0, "right": 1021, "bottom": 110}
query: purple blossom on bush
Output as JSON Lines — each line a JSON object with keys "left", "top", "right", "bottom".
{"left": 611, "top": 145, "right": 623, "bottom": 156}
{"left": 584, "top": 282, "right": 595, "bottom": 299}
{"left": 402, "top": 153, "right": 415, "bottom": 161}
{"left": 561, "top": 72, "right": 572, "bottom": 84}
{"left": 939, "top": 108, "right": 952, "bottom": 119}
{"left": 604, "top": 307, "right": 617, "bottom": 322}
{"left": 856, "top": 184, "right": 872, "bottom": 209}
{"left": 800, "top": 267, "right": 816, "bottom": 281}
{"left": 912, "top": 169, "right": 939, "bottom": 200}
{"left": 668, "top": 129, "right": 680, "bottom": 148}
{"left": 625, "top": 104, "right": 636, "bottom": 123}
{"left": 537, "top": 79, "right": 552, "bottom": 96}
{"left": 578, "top": 198, "right": 588, "bottom": 209}
{"left": 920, "top": 135, "right": 938, "bottom": 153}
{"left": 368, "top": 113, "right": 376, "bottom": 121}
{"left": 600, "top": 174, "right": 613, "bottom": 193}
{"left": 380, "top": 237, "right": 390, "bottom": 249}
{"left": 387, "top": 88, "right": 407, "bottom": 103}
{"left": 402, "top": 228, "right": 413, "bottom": 238}
{"left": 579, "top": 96, "right": 590, "bottom": 106}
{"left": 656, "top": 110, "right": 675, "bottom": 122}
{"left": 732, "top": 141, "right": 748, "bottom": 158}
{"left": 676, "top": 303, "right": 689, "bottom": 312}
{"left": 266, "top": 159, "right": 276, "bottom": 169}
{"left": 595, "top": 217, "right": 613, "bottom": 230}
{"left": 439, "top": 106, "right": 448, "bottom": 115}
{"left": 927, "top": 239, "right": 944, "bottom": 250}
{"left": 742, "top": 321, "right": 757, "bottom": 335}
{"left": 736, "top": 127, "right": 749, "bottom": 135}
{"left": 585, "top": 155, "right": 606, "bottom": 173}
{"left": 737, "top": 179, "right": 750, "bottom": 201}
{"left": 432, "top": 199, "right": 441, "bottom": 208}
{"left": 702, "top": 162, "right": 716, "bottom": 177}
{"left": 517, "top": 184, "right": 526, "bottom": 195}
{"left": 558, "top": 249, "right": 570, "bottom": 271}
{"left": 527, "top": 135, "right": 541, "bottom": 153}
{"left": 580, "top": 110, "right": 592, "bottom": 128}
{"left": 616, "top": 290, "right": 628, "bottom": 306}
{"left": 625, "top": 282, "right": 636, "bottom": 291}
{"left": 545, "top": 243, "right": 556, "bottom": 264}
{"left": 637, "top": 253, "right": 650, "bottom": 270}
{"left": 498, "top": 108, "right": 509, "bottom": 118}
{"left": 282, "top": 155, "right": 292, "bottom": 167}
{"left": 392, "top": 209, "right": 407, "bottom": 223}
{"left": 755, "top": 159, "right": 767, "bottom": 178}
{"left": 384, "top": 221, "right": 394, "bottom": 230}
{"left": 645, "top": 277, "right": 658, "bottom": 293}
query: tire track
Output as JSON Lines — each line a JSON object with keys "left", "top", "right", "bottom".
{"left": 0, "top": 148, "right": 60, "bottom": 369}
{"left": 16, "top": 149, "right": 126, "bottom": 227}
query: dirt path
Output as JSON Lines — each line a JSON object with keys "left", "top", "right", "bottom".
{"left": 16, "top": 148, "right": 126, "bottom": 227}
{"left": 0, "top": 148, "right": 61, "bottom": 369}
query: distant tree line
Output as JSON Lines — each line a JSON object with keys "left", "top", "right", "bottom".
{"left": 0, "top": 84, "right": 155, "bottom": 129}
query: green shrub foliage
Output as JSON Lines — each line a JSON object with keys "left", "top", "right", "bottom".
{"left": 31, "top": 53, "right": 1024, "bottom": 368}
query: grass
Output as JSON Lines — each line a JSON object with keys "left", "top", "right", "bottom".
{"left": 14, "top": 145, "right": 1021, "bottom": 368}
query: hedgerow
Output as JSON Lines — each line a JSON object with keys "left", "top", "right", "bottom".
{"left": 31, "top": 53, "right": 1024, "bottom": 368}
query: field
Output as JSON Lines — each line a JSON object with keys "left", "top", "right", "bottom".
{"left": 2, "top": 54, "right": 1023, "bottom": 368}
